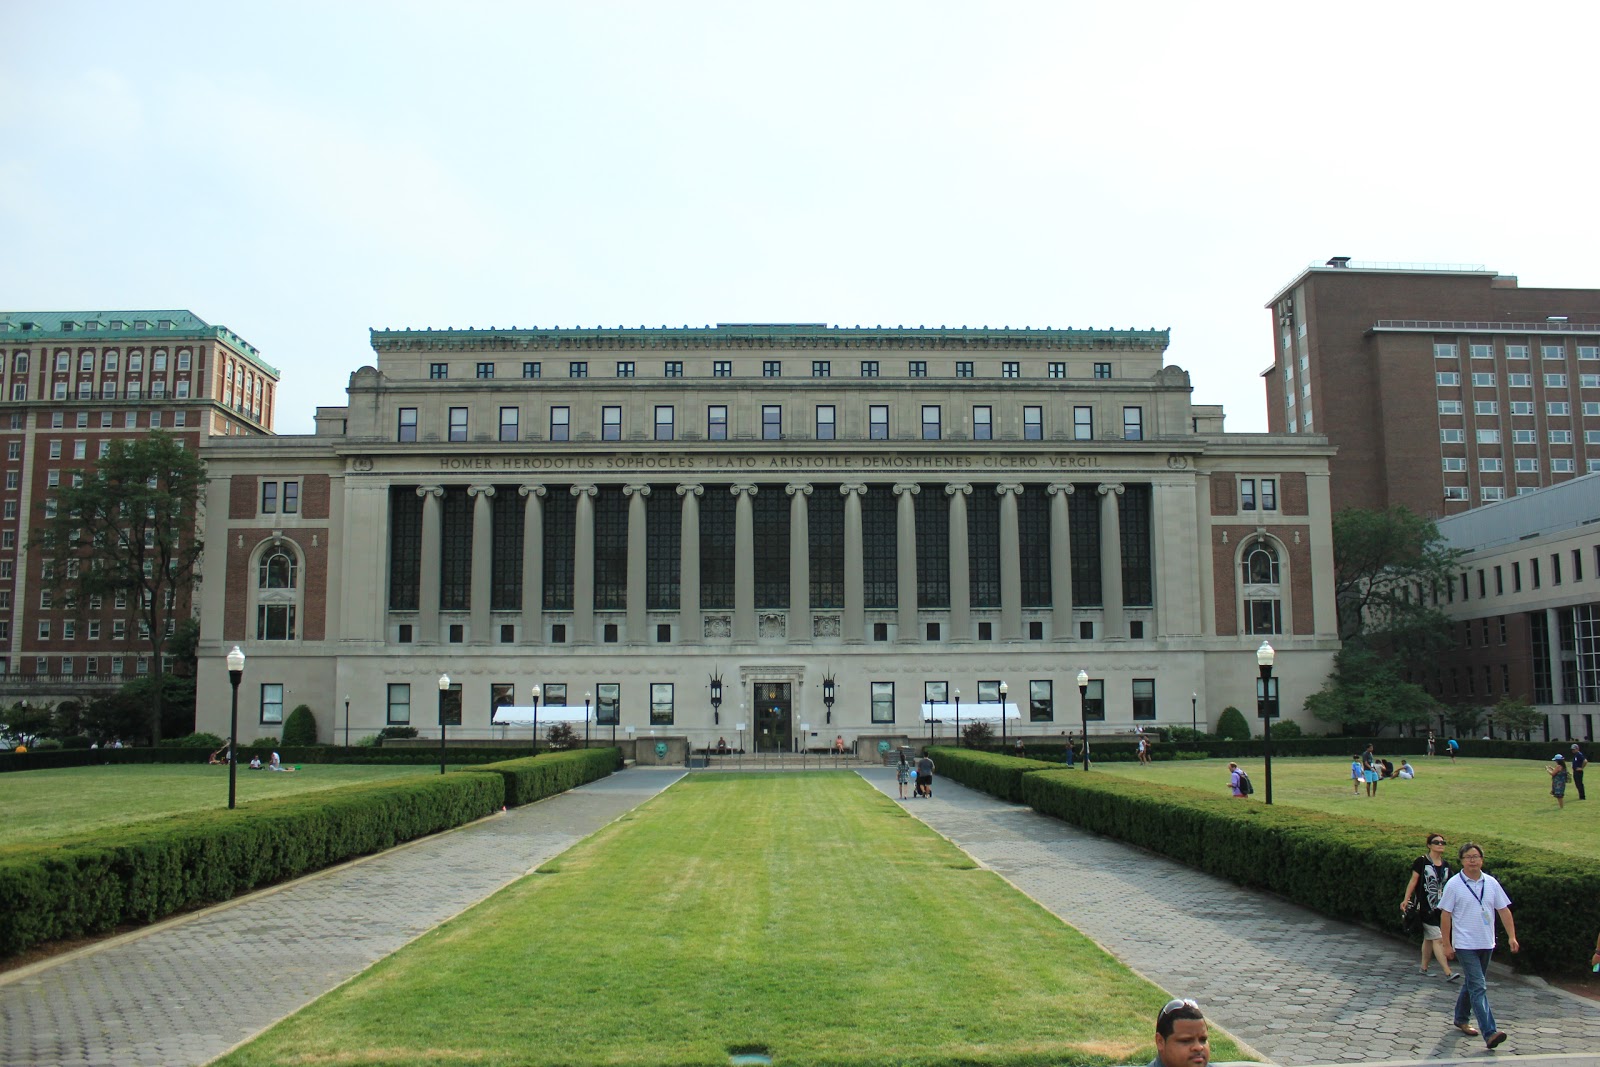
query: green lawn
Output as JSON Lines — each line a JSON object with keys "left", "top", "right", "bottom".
{"left": 0, "top": 764, "right": 454, "bottom": 844}
{"left": 1096, "top": 755, "right": 1596, "bottom": 855}
{"left": 220, "top": 773, "right": 1243, "bottom": 1067}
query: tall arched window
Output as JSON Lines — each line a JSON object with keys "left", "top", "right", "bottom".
{"left": 259, "top": 550, "right": 297, "bottom": 590}
{"left": 1240, "top": 538, "right": 1282, "bottom": 635}
{"left": 255, "top": 544, "right": 300, "bottom": 640}
{"left": 1242, "top": 541, "right": 1279, "bottom": 585}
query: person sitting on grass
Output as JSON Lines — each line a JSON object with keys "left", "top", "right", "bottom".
{"left": 208, "top": 740, "right": 232, "bottom": 766}
{"left": 1399, "top": 760, "right": 1415, "bottom": 780}
{"left": 268, "top": 751, "right": 297, "bottom": 772}
{"left": 249, "top": 756, "right": 263, "bottom": 770}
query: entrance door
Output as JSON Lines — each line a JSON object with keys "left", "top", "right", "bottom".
{"left": 753, "top": 682, "right": 792, "bottom": 753}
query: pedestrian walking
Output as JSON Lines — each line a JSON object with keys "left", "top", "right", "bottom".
{"left": 1549, "top": 754, "right": 1569, "bottom": 810}
{"left": 1401, "top": 833, "right": 1456, "bottom": 980}
{"left": 896, "top": 754, "right": 909, "bottom": 799}
{"left": 1148, "top": 998, "right": 1210, "bottom": 1067}
{"left": 1439, "top": 842, "right": 1518, "bottom": 1049}
{"left": 1228, "top": 762, "right": 1246, "bottom": 798}
{"left": 1571, "top": 743, "right": 1588, "bottom": 800}
{"left": 1064, "top": 738, "right": 1075, "bottom": 767}
{"left": 916, "top": 754, "right": 935, "bottom": 798}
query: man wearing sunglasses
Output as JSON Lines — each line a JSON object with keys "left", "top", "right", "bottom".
{"left": 1151, "top": 998, "right": 1210, "bottom": 1067}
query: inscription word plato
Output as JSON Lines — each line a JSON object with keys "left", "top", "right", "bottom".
{"left": 435, "top": 452, "right": 1104, "bottom": 472}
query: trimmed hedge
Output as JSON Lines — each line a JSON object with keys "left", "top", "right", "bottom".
{"left": 468, "top": 748, "right": 620, "bottom": 808}
{"left": 0, "top": 772, "right": 504, "bottom": 959}
{"left": 924, "top": 747, "right": 1059, "bottom": 803}
{"left": 934, "top": 748, "right": 1600, "bottom": 977}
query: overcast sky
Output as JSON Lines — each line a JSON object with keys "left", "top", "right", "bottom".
{"left": 4, "top": 1, "right": 1597, "bottom": 435}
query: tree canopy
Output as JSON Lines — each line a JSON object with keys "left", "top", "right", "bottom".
{"left": 29, "top": 431, "right": 205, "bottom": 745}
{"left": 1332, "top": 506, "right": 1464, "bottom": 651}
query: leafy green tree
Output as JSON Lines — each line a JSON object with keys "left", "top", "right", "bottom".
{"left": 1305, "top": 645, "right": 1438, "bottom": 734}
{"left": 1214, "top": 706, "right": 1251, "bottom": 741}
{"left": 1, "top": 700, "right": 55, "bottom": 746}
{"left": 30, "top": 432, "right": 204, "bottom": 745}
{"left": 961, "top": 721, "right": 995, "bottom": 748}
{"left": 1442, "top": 703, "right": 1483, "bottom": 739}
{"left": 1332, "top": 506, "right": 1464, "bottom": 656}
{"left": 1491, "top": 697, "right": 1544, "bottom": 741}
{"left": 82, "top": 674, "right": 197, "bottom": 744}
{"left": 282, "top": 705, "right": 320, "bottom": 746}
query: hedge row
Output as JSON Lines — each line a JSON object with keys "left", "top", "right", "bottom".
{"left": 987, "top": 736, "right": 1580, "bottom": 763}
{"left": 0, "top": 749, "right": 620, "bottom": 960}
{"left": 930, "top": 747, "right": 1600, "bottom": 977}
{"left": 0, "top": 745, "right": 540, "bottom": 774}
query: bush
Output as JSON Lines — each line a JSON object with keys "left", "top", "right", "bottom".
{"left": 30, "top": 738, "right": 62, "bottom": 751}
{"left": 1165, "top": 727, "right": 1209, "bottom": 743}
{"left": 467, "top": 748, "right": 618, "bottom": 808}
{"left": 282, "top": 706, "right": 319, "bottom": 747}
{"left": 0, "top": 772, "right": 506, "bottom": 959}
{"left": 1214, "top": 706, "right": 1251, "bottom": 741}
{"left": 158, "top": 732, "right": 226, "bottom": 748}
{"left": 60, "top": 735, "right": 92, "bottom": 750}
{"left": 961, "top": 722, "right": 994, "bottom": 747}
{"left": 252, "top": 736, "right": 281, "bottom": 748}
{"left": 377, "top": 726, "right": 419, "bottom": 741}
{"left": 1265, "top": 719, "right": 1303, "bottom": 740}
{"left": 544, "top": 722, "right": 578, "bottom": 750}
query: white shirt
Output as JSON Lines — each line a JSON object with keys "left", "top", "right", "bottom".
{"left": 1439, "top": 871, "right": 1511, "bottom": 950}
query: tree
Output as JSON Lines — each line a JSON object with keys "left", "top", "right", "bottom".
{"left": 1304, "top": 644, "right": 1439, "bottom": 735}
{"left": 82, "top": 675, "right": 197, "bottom": 744}
{"left": 1442, "top": 703, "right": 1483, "bottom": 739}
{"left": 1, "top": 701, "right": 55, "bottom": 746}
{"left": 1332, "top": 506, "right": 1464, "bottom": 653}
{"left": 30, "top": 431, "right": 205, "bottom": 745}
{"left": 283, "top": 705, "right": 319, "bottom": 746}
{"left": 1214, "top": 707, "right": 1251, "bottom": 741}
{"left": 1491, "top": 697, "right": 1544, "bottom": 741}
{"left": 961, "top": 721, "right": 995, "bottom": 747}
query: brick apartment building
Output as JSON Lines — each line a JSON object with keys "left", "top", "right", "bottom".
{"left": 0, "top": 311, "right": 277, "bottom": 705}
{"left": 1264, "top": 259, "right": 1600, "bottom": 517}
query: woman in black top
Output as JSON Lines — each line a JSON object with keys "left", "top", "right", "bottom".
{"left": 1401, "top": 833, "right": 1457, "bottom": 980}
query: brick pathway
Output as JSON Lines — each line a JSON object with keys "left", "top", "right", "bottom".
{"left": 0, "top": 769, "right": 685, "bottom": 1067}
{"left": 862, "top": 768, "right": 1600, "bottom": 1067}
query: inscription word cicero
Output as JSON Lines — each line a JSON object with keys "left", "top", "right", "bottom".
{"left": 432, "top": 452, "right": 1104, "bottom": 473}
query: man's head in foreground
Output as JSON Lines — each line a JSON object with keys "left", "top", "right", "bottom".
{"left": 1154, "top": 998, "right": 1210, "bottom": 1067}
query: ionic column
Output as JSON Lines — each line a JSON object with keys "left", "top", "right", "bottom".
{"left": 677, "top": 484, "right": 703, "bottom": 644}
{"left": 571, "top": 484, "right": 597, "bottom": 645}
{"left": 624, "top": 484, "right": 651, "bottom": 644}
{"left": 467, "top": 485, "right": 495, "bottom": 643}
{"left": 1099, "top": 483, "right": 1126, "bottom": 639}
{"left": 1047, "top": 483, "right": 1075, "bottom": 640}
{"left": 841, "top": 484, "right": 867, "bottom": 643}
{"left": 417, "top": 485, "right": 444, "bottom": 644}
{"left": 945, "top": 484, "right": 972, "bottom": 643}
{"left": 732, "top": 484, "right": 758, "bottom": 642}
{"left": 786, "top": 483, "right": 812, "bottom": 643}
{"left": 996, "top": 484, "right": 1024, "bottom": 640}
{"left": 893, "top": 483, "right": 920, "bottom": 641}
{"left": 519, "top": 485, "right": 546, "bottom": 642}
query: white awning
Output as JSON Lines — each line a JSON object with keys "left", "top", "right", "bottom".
{"left": 921, "top": 702, "right": 1021, "bottom": 722}
{"left": 491, "top": 704, "right": 591, "bottom": 725}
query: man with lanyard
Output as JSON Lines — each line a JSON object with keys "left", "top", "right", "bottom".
{"left": 1439, "top": 842, "right": 1518, "bottom": 1049}
{"left": 1572, "top": 743, "right": 1588, "bottom": 800}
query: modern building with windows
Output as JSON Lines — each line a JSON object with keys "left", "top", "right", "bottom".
{"left": 1264, "top": 259, "right": 1600, "bottom": 517}
{"left": 195, "top": 323, "right": 1338, "bottom": 750}
{"left": 1424, "top": 473, "right": 1600, "bottom": 741}
{"left": 0, "top": 311, "right": 277, "bottom": 700}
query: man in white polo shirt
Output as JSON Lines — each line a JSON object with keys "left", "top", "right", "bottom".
{"left": 1438, "top": 841, "right": 1518, "bottom": 1050}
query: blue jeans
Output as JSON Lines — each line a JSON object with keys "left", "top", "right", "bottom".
{"left": 1454, "top": 948, "right": 1497, "bottom": 1039}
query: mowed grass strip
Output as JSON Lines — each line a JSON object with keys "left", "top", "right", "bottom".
{"left": 0, "top": 764, "right": 451, "bottom": 845}
{"left": 220, "top": 773, "right": 1234, "bottom": 1067}
{"left": 1096, "top": 756, "right": 1599, "bottom": 855}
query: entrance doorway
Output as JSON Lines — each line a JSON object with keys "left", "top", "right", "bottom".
{"left": 753, "top": 682, "right": 792, "bottom": 753}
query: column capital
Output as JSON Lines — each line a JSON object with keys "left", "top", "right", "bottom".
{"left": 1047, "top": 483, "right": 1076, "bottom": 497}
{"left": 944, "top": 483, "right": 972, "bottom": 497}
{"left": 1097, "top": 482, "right": 1126, "bottom": 497}
{"left": 570, "top": 484, "right": 598, "bottom": 498}
{"left": 623, "top": 484, "right": 652, "bottom": 497}
{"left": 892, "top": 483, "right": 921, "bottom": 497}
{"left": 730, "top": 484, "right": 759, "bottom": 496}
{"left": 416, "top": 485, "right": 444, "bottom": 499}
{"left": 839, "top": 483, "right": 868, "bottom": 497}
{"left": 467, "top": 484, "right": 496, "bottom": 498}
{"left": 676, "top": 483, "right": 704, "bottom": 498}
{"left": 785, "top": 483, "right": 813, "bottom": 497}
{"left": 995, "top": 483, "right": 1025, "bottom": 497}
{"left": 518, "top": 484, "right": 547, "bottom": 499}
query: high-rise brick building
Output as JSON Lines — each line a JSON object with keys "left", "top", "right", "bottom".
{"left": 0, "top": 311, "right": 277, "bottom": 704}
{"left": 1264, "top": 259, "right": 1600, "bottom": 517}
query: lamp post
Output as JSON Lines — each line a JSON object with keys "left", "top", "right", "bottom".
{"left": 343, "top": 693, "right": 351, "bottom": 748}
{"left": 709, "top": 672, "right": 723, "bottom": 726}
{"left": 822, "top": 675, "right": 836, "bottom": 725}
{"left": 584, "top": 691, "right": 592, "bottom": 748}
{"left": 1191, "top": 691, "right": 1198, "bottom": 736}
{"left": 437, "top": 673, "right": 451, "bottom": 775}
{"left": 954, "top": 688, "right": 962, "bottom": 746}
{"left": 1076, "top": 669, "right": 1090, "bottom": 772}
{"left": 226, "top": 646, "right": 245, "bottom": 809}
{"left": 530, "top": 684, "right": 541, "bottom": 753}
{"left": 998, "top": 681, "right": 1009, "bottom": 746}
{"left": 1257, "top": 640, "right": 1276, "bottom": 805}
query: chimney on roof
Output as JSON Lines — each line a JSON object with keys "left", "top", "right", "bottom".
{"left": 1327, "top": 257, "right": 1352, "bottom": 268}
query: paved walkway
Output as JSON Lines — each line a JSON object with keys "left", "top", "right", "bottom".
{"left": 0, "top": 769, "right": 686, "bottom": 1067}
{"left": 860, "top": 768, "right": 1600, "bottom": 1067}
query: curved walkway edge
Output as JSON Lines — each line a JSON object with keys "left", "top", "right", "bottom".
{"left": 0, "top": 769, "right": 686, "bottom": 1067}
{"left": 861, "top": 768, "right": 1600, "bottom": 1067}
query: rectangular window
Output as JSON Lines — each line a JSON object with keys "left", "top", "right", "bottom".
{"left": 649, "top": 682, "right": 673, "bottom": 726}
{"left": 654, "top": 405, "right": 674, "bottom": 441}
{"left": 762, "top": 361, "right": 781, "bottom": 378}
{"left": 1072, "top": 406, "right": 1093, "bottom": 440}
{"left": 761, "top": 405, "right": 781, "bottom": 440}
{"left": 1122, "top": 406, "right": 1143, "bottom": 440}
{"left": 815, "top": 405, "right": 835, "bottom": 440}
{"left": 713, "top": 361, "right": 732, "bottom": 378}
{"left": 1029, "top": 679, "right": 1053, "bottom": 722}
{"left": 1240, "top": 478, "right": 1257, "bottom": 510}
{"left": 1549, "top": 401, "right": 1571, "bottom": 416}
{"left": 1468, "top": 372, "right": 1494, "bottom": 387}
{"left": 1506, "top": 344, "right": 1529, "bottom": 360}
{"left": 1132, "top": 678, "right": 1156, "bottom": 720}
{"left": 1543, "top": 343, "right": 1566, "bottom": 360}
{"left": 569, "top": 362, "right": 588, "bottom": 378}
{"left": 429, "top": 363, "right": 448, "bottom": 379}
{"left": 476, "top": 362, "right": 494, "bottom": 379}
{"left": 1550, "top": 429, "right": 1573, "bottom": 443}
{"left": 973, "top": 406, "right": 992, "bottom": 441}
{"left": 447, "top": 407, "right": 468, "bottom": 442}
{"left": 500, "top": 407, "right": 519, "bottom": 441}
{"left": 1024, "top": 406, "right": 1043, "bottom": 440}
{"left": 602, "top": 406, "right": 622, "bottom": 441}
{"left": 257, "top": 604, "right": 296, "bottom": 640}
{"left": 1552, "top": 458, "right": 1575, "bottom": 473}
{"left": 871, "top": 681, "right": 895, "bottom": 724}
{"left": 523, "top": 361, "right": 541, "bottom": 379}
{"left": 812, "top": 361, "right": 831, "bottom": 378}
{"left": 387, "top": 683, "right": 411, "bottom": 724}
{"left": 1508, "top": 373, "right": 1532, "bottom": 387}
{"left": 260, "top": 683, "right": 285, "bottom": 724}
{"left": 1511, "top": 401, "right": 1535, "bottom": 416}
{"left": 1001, "top": 361, "right": 1019, "bottom": 378}
{"left": 955, "top": 361, "right": 974, "bottom": 378}
{"left": 1479, "top": 458, "right": 1503, "bottom": 472}
{"left": 664, "top": 361, "right": 682, "bottom": 377}
{"left": 1437, "top": 371, "right": 1459, "bottom": 386}
{"left": 908, "top": 360, "right": 926, "bottom": 378}
{"left": 1082, "top": 678, "right": 1105, "bottom": 719}
{"left": 707, "top": 405, "right": 728, "bottom": 440}
{"left": 261, "top": 481, "right": 278, "bottom": 514}
{"left": 1515, "top": 458, "right": 1539, "bottom": 473}
{"left": 1048, "top": 362, "right": 1065, "bottom": 378}
{"left": 616, "top": 361, "right": 635, "bottom": 378}
{"left": 1438, "top": 401, "right": 1462, "bottom": 415}
{"left": 921, "top": 405, "right": 941, "bottom": 440}
{"left": 1468, "top": 343, "right": 1493, "bottom": 359}
{"left": 1581, "top": 345, "right": 1599, "bottom": 360}
{"left": 1434, "top": 343, "right": 1458, "bottom": 360}
{"left": 1442, "top": 457, "right": 1465, "bottom": 472}
{"left": 1478, "top": 429, "right": 1500, "bottom": 444}
{"left": 860, "top": 361, "right": 879, "bottom": 378}
{"left": 1261, "top": 478, "right": 1277, "bottom": 510}
{"left": 1546, "top": 373, "right": 1568, "bottom": 388}
{"left": 1474, "top": 400, "right": 1498, "bottom": 415}
{"left": 550, "top": 407, "right": 570, "bottom": 441}
{"left": 870, "top": 405, "right": 889, "bottom": 440}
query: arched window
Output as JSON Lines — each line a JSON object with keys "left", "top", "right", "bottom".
{"left": 254, "top": 545, "right": 300, "bottom": 641}
{"left": 1240, "top": 538, "right": 1282, "bottom": 636}
{"left": 259, "top": 550, "right": 297, "bottom": 590}
{"left": 1242, "top": 541, "right": 1279, "bottom": 585}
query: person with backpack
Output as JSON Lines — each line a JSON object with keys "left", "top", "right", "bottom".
{"left": 1228, "top": 762, "right": 1251, "bottom": 798}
